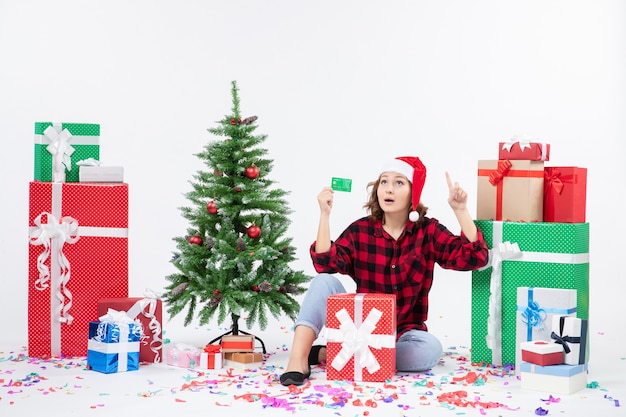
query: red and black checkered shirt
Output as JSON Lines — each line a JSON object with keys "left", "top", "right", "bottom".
{"left": 310, "top": 216, "right": 489, "bottom": 337}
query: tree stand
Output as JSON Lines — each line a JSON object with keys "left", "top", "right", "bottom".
{"left": 208, "top": 313, "right": 267, "bottom": 353}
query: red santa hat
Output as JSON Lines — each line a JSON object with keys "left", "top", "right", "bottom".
{"left": 379, "top": 156, "right": 427, "bottom": 222}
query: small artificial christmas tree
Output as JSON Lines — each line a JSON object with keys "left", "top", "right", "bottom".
{"left": 164, "top": 81, "right": 311, "bottom": 345}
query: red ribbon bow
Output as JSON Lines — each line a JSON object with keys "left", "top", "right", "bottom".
{"left": 204, "top": 344, "right": 221, "bottom": 353}
{"left": 544, "top": 169, "right": 564, "bottom": 195}
{"left": 488, "top": 160, "right": 512, "bottom": 185}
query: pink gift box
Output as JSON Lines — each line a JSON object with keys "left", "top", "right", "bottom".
{"left": 166, "top": 343, "right": 201, "bottom": 368}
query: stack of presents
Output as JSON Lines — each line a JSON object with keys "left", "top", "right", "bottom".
{"left": 27, "top": 121, "right": 264, "bottom": 374}
{"left": 28, "top": 121, "right": 163, "bottom": 373}
{"left": 165, "top": 335, "right": 263, "bottom": 371}
{"left": 472, "top": 137, "right": 589, "bottom": 394}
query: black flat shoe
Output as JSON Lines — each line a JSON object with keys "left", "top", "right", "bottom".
{"left": 279, "top": 366, "right": 311, "bottom": 386}
{"left": 308, "top": 345, "right": 326, "bottom": 366}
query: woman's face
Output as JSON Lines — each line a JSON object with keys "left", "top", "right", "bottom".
{"left": 377, "top": 172, "right": 411, "bottom": 215}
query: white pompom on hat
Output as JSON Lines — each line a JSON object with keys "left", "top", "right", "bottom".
{"left": 379, "top": 156, "right": 427, "bottom": 222}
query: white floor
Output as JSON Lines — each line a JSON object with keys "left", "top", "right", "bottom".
{"left": 2, "top": 314, "right": 624, "bottom": 417}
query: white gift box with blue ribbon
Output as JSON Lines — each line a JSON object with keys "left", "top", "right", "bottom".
{"left": 87, "top": 309, "right": 143, "bottom": 374}
{"left": 515, "top": 287, "right": 577, "bottom": 372}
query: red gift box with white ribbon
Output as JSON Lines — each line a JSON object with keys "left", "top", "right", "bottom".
{"left": 97, "top": 294, "right": 163, "bottom": 363}
{"left": 498, "top": 139, "right": 550, "bottom": 161}
{"left": 325, "top": 293, "right": 396, "bottom": 382}
{"left": 28, "top": 182, "right": 129, "bottom": 357}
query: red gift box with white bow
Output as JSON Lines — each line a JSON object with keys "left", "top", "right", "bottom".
{"left": 28, "top": 182, "right": 129, "bottom": 357}
{"left": 325, "top": 293, "right": 396, "bottom": 382}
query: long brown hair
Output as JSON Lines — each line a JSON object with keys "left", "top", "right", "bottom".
{"left": 363, "top": 177, "right": 428, "bottom": 223}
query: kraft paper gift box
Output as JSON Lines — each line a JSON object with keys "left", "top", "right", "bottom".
{"left": 87, "top": 317, "right": 142, "bottom": 374}
{"left": 200, "top": 345, "right": 223, "bottom": 369}
{"left": 79, "top": 166, "right": 124, "bottom": 183}
{"left": 166, "top": 343, "right": 201, "bottom": 368}
{"left": 223, "top": 352, "right": 263, "bottom": 369}
{"left": 520, "top": 362, "right": 587, "bottom": 395}
{"left": 551, "top": 316, "right": 589, "bottom": 365}
{"left": 325, "top": 293, "right": 396, "bottom": 382}
{"left": 498, "top": 140, "right": 550, "bottom": 161}
{"left": 520, "top": 341, "right": 563, "bottom": 366}
{"left": 221, "top": 335, "right": 255, "bottom": 352}
{"left": 543, "top": 167, "right": 588, "bottom": 223}
{"left": 28, "top": 182, "right": 129, "bottom": 357}
{"left": 477, "top": 160, "right": 544, "bottom": 222}
{"left": 515, "top": 287, "right": 577, "bottom": 369}
{"left": 97, "top": 295, "right": 163, "bottom": 363}
{"left": 471, "top": 220, "right": 589, "bottom": 367}
{"left": 34, "top": 122, "right": 100, "bottom": 183}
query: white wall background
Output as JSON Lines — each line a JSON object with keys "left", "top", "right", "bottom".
{"left": 1, "top": 0, "right": 624, "bottom": 349}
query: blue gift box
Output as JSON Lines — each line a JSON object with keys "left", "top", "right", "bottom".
{"left": 87, "top": 321, "right": 142, "bottom": 374}
{"left": 519, "top": 361, "right": 588, "bottom": 394}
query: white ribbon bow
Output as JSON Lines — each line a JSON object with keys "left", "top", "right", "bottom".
{"left": 326, "top": 307, "right": 395, "bottom": 376}
{"left": 76, "top": 158, "right": 101, "bottom": 166}
{"left": 481, "top": 241, "right": 522, "bottom": 365}
{"left": 44, "top": 124, "right": 75, "bottom": 182}
{"left": 29, "top": 212, "right": 80, "bottom": 325}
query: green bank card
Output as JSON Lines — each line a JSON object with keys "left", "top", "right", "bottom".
{"left": 331, "top": 177, "right": 352, "bottom": 192}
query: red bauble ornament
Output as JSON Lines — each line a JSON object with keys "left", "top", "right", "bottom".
{"left": 252, "top": 285, "right": 259, "bottom": 292}
{"left": 245, "top": 164, "right": 260, "bottom": 179}
{"left": 189, "top": 235, "right": 203, "bottom": 245}
{"left": 214, "top": 289, "right": 220, "bottom": 295}
{"left": 232, "top": 187, "right": 241, "bottom": 193}
{"left": 279, "top": 286, "right": 285, "bottom": 293}
{"left": 247, "top": 225, "right": 261, "bottom": 239}
{"left": 207, "top": 201, "right": 218, "bottom": 214}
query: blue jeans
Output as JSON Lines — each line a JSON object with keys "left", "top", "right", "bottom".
{"left": 295, "top": 273, "right": 443, "bottom": 372}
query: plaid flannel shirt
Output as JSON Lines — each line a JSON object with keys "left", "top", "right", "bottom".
{"left": 310, "top": 216, "right": 489, "bottom": 337}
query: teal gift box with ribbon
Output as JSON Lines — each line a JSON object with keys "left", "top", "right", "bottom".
{"left": 87, "top": 312, "right": 142, "bottom": 374}
{"left": 515, "top": 287, "right": 577, "bottom": 369}
{"left": 34, "top": 122, "right": 100, "bottom": 183}
{"left": 471, "top": 220, "right": 589, "bottom": 367}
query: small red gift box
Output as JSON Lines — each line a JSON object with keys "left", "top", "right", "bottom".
{"left": 97, "top": 296, "right": 163, "bottom": 363}
{"left": 221, "top": 335, "right": 254, "bottom": 352}
{"left": 326, "top": 293, "right": 396, "bottom": 382}
{"left": 521, "top": 341, "right": 563, "bottom": 366}
{"left": 543, "top": 167, "right": 587, "bottom": 223}
{"left": 477, "top": 160, "right": 544, "bottom": 222}
{"left": 28, "top": 182, "right": 129, "bottom": 357}
{"left": 499, "top": 140, "right": 550, "bottom": 161}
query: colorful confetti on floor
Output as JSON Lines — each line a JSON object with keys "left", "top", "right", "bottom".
{"left": 1, "top": 344, "right": 623, "bottom": 416}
